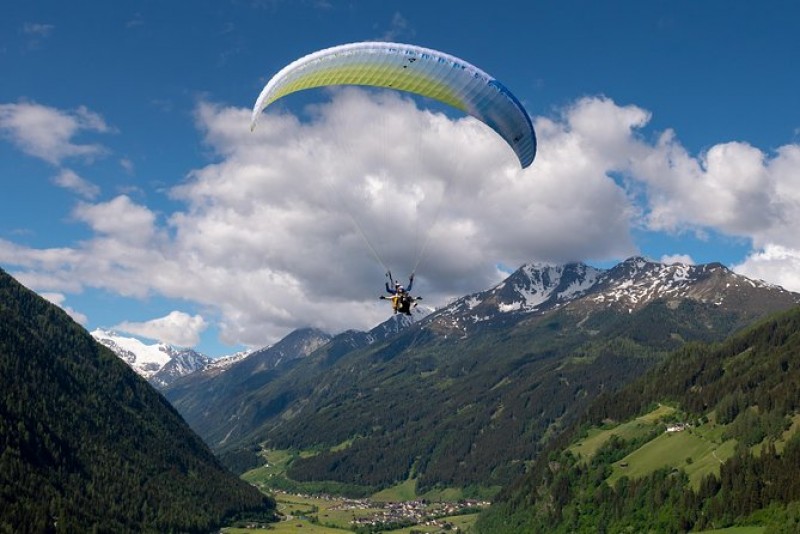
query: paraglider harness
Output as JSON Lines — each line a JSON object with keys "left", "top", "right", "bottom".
{"left": 381, "top": 271, "right": 421, "bottom": 316}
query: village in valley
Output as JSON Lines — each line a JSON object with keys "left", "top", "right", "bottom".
{"left": 236, "top": 449, "right": 489, "bottom": 531}
{"left": 334, "top": 496, "right": 487, "bottom": 530}
{"left": 265, "top": 491, "right": 489, "bottom": 533}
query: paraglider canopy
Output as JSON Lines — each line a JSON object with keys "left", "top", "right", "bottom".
{"left": 251, "top": 41, "right": 536, "bottom": 169}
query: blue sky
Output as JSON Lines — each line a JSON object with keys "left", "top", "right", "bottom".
{"left": 2, "top": 1, "right": 799, "bottom": 356}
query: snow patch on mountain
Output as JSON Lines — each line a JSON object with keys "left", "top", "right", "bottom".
{"left": 91, "top": 328, "right": 221, "bottom": 388}
{"left": 206, "top": 350, "right": 252, "bottom": 371}
{"left": 425, "top": 257, "right": 800, "bottom": 337}
{"left": 557, "top": 265, "right": 602, "bottom": 301}
{"left": 91, "top": 328, "right": 174, "bottom": 378}
{"left": 590, "top": 259, "right": 742, "bottom": 312}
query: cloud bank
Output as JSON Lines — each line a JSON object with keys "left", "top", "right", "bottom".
{"left": 2, "top": 94, "right": 800, "bottom": 348}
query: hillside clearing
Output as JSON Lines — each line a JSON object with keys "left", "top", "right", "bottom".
{"left": 607, "top": 428, "right": 737, "bottom": 489}
{"left": 570, "top": 404, "right": 675, "bottom": 460}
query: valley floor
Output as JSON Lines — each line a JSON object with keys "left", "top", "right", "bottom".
{"left": 222, "top": 492, "right": 482, "bottom": 533}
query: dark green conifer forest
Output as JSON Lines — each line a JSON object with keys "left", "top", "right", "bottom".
{"left": 0, "top": 268, "right": 276, "bottom": 533}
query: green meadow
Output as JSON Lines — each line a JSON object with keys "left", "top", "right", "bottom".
{"left": 607, "top": 429, "right": 737, "bottom": 489}
{"left": 569, "top": 404, "right": 748, "bottom": 490}
{"left": 570, "top": 404, "right": 676, "bottom": 460}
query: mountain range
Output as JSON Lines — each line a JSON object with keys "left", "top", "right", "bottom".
{"left": 91, "top": 328, "right": 246, "bottom": 389}
{"left": 4, "top": 254, "right": 800, "bottom": 529}
{"left": 103, "top": 257, "right": 788, "bottom": 386}
{"left": 430, "top": 257, "right": 793, "bottom": 334}
{"left": 164, "top": 257, "right": 800, "bottom": 493}
{"left": 93, "top": 298, "right": 431, "bottom": 391}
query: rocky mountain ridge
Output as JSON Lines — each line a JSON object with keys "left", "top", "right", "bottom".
{"left": 426, "top": 257, "right": 797, "bottom": 336}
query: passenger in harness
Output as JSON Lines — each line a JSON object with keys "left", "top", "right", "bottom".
{"left": 380, "top": 272, "right": 420, "bottom": 315}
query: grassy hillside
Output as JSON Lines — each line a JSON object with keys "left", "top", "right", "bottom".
{"left": 477, "top": 305, "right": 800, "bottom": 533}
{"left": 569, "top": 404, "right": 676, "bottom": 459}
{"left": 0, "top": 268, "right": 276, "bottom": 532}
{"left": 605, "top": 425, "right": 738, "bottom": 490}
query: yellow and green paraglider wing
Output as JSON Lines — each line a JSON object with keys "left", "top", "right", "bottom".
{"left": 251, "top": 42, "right": 536, "bottom": 168}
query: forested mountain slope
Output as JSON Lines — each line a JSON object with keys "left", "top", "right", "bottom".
{"left": 0, "top": 268, "right": 276, "bottom": 533}
{"left": 477, "top": 305, "right": 800, "bottom": 533}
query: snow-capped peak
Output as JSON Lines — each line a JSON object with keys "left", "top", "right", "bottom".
{"left": 91, "top": 328, "right": 212, "bottom": 388}
{"left": 91, "top": 328, "right": 174, "bottom": 377}
{"left": 424, "top": 257, "right": 800, "bottom": 337}
{"left": 439, "top": 262, "right": 602, "bottom": 321}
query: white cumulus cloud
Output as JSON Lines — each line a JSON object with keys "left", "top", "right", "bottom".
{"left": 3, "top": 93, "right": 800, "bottom": 347}
{"left": 660, "top": 254, "right": 695, "bottom": 266}
{"left": 0, "top": 101, "right": 110, "bottom": 165}
{"left": 628, "top": 131, "right": 800, "bottom": 290}
{"left": 53, "top": 169, "right": 100, "bottom": 199}
{"left": 733, "top": 245, "right": 800, "bottom": 291}
{"left": 113, "top": 311, "right": 208, "bottom": 347}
